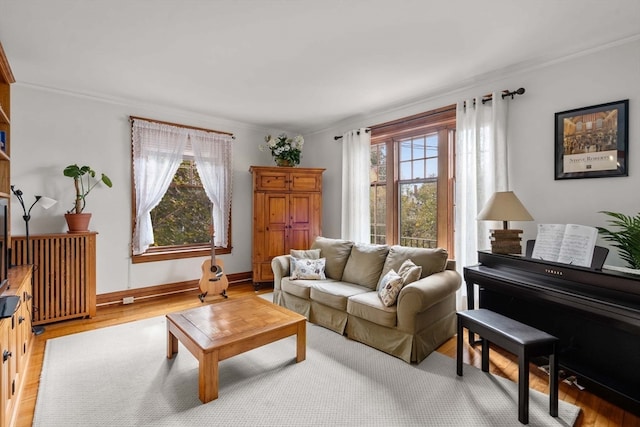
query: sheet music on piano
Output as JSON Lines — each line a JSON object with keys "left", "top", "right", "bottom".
{"left": 531, "top": 223, "right": 598, "bottom": 267}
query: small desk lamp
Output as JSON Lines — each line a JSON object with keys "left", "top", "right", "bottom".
{"left": 11, "top": 186, "right": 57, "bottom": 265}
{"left": 11, "top": 186, "right": 57, "bottom": 336}
{"left": 477, "top": 191, "right": 533, "bottom": 254}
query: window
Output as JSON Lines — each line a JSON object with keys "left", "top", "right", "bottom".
{"left": 130, "top": 117, "right": 233, "bottom": 263}
{"left": 370, "top": 106, "right": 455, "bottom": 252}
{"left": 150, "top": 159, "right": 212, "bottom": 247}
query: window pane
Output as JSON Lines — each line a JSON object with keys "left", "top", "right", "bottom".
{"left": 370, "top": 143, "right": 386, "bottom": 182}
{"left": 426, "top": 133, "right": 438, "bottom": 177}
{"left": 370, "top": 184, "right": 386, "bottom": 244}
{"left": 412, "top": 159, "right": 424, "bottom": 178}
{"left": 426, "top": 158, "right": 438, "bottom": 177}
{"left": 399, "top": 139, "right": 412, "bottom": 161}
{"left": 370, "top": 142, "right": 387, "bottom": 244}
{"left": 150, "top": 160, "right": 212, "bottom": 247}
{"left": 399, "top": 181, "right": 437, "bottom": 248}
{"left": 412, "top": 137, "right": 426, "bottom": 159}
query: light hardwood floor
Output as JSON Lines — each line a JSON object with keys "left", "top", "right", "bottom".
{"left": 17, "top": 283, "right": 640, "bottom": 427}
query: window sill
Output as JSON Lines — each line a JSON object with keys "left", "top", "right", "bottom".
{"left": 131, "top": 246, "right": 231, "bottom": 264}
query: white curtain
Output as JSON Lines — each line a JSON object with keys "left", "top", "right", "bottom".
{"left": 455, "top": 93, "right": 509, "bottom": 309}
{"left": 191, "top": 130, "right": 233, "bottom": 248}
{"left": 132, "top": 120, "right": 188, "bottom": 255}
{"left": 341, "top": 128, "right": 371, "bottom": 242}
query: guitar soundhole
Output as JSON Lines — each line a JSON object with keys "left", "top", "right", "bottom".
{"left": 210, "top": 264, "right": 224, "bottom": 279}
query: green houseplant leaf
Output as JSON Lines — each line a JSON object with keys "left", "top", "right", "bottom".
{"left": 63, "top": 164, "right": 113, "bottom": 214}
{"left": 596, "top": 210, "right": 640, "bottom": 269}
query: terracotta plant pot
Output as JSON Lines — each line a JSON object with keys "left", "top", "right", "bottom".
{"left": 64, "top": 213, "right": 92, "bottom": 233}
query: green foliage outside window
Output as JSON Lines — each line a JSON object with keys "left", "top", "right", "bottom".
{"left": 150, "top": 160, "right": 212, "bottom": 247}
{"left": 399, "top": 181, "right": 437, "bottom": 248}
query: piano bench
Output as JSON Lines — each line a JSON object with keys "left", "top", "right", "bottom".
{"left": 456, "top": 309, "right": 559, "bottom": 425}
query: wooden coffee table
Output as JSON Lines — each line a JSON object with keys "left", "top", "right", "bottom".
{"left": 166, "top": 296, "right": 306, "bottom": 403}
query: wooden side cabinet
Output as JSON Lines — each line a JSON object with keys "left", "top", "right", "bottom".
{"left": 250, "top": 166, "right": 324, "bottom": 286}
{"left": 0, "top": 266, "right": 33, "bottom": 427}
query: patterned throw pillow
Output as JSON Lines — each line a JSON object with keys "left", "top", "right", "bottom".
{"left": 377, "top": 269, "right": 404, "bottom": 307}
{"left": 397, "top": 259, "right": 422, "bottom": 285}
{"left": 290, "top": 249, "right": 321, "bottom": 276}
{"left": 290, "top": 257, "right": 327, "bottom": 280}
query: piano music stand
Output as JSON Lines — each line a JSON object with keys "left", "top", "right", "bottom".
{"left": 525, "top": 240, "right": 608, "bottom": 271}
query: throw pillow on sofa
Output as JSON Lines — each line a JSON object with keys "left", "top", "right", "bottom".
{"left": 290, "top": 257, "right": 327, "bottom": 280}
{"left": 377, "top": 269, "right": 404, "bottom": 307}
{"left": 397, "top": 259, "right": 422, "bottom": 285}
{"left": 289, "top": 248, "right": 321, "bottom": 275}
{"left": 342, "top": 243, "right": 390, "bottom": 290}
{"left": 310, "top": 237, "right": 354, "bottom": 280}
{"left": 381, "top": 246, "right": 448, "bottom": 280}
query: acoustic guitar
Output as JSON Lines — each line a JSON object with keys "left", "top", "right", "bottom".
{"left": 198, "top": 225, "right": 229, "bottom": 302}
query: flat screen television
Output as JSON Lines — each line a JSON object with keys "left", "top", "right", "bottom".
{"left": 0, "top": 198, "right": 8, "bottom": 292}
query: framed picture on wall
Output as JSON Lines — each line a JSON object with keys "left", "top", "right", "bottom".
{"left": 554, "top": 99, "right": 628, "bottom": 180}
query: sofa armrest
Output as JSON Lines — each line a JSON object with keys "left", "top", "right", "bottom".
{"left": 396, "top": 269, "right": 462, "bottom": 331}
{"left": 271, "top": 255, "right": 291, "bottom": 291}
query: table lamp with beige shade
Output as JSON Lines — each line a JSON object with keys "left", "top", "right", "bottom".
{"left": 477, "top": 191, "right": 534, "bottom": 254}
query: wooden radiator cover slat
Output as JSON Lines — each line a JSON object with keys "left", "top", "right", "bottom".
{"left": 11, "top": 232, "right": 97, "bottom": 325}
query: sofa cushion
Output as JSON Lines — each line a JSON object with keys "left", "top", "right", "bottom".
{"left": 397, "top": 259, "right": 422, "bottom": 285}
{"left": 377, "top": 269, "right": 404, "bottom": 307}
{"left": 347, "top": 291, "right": 397, "bottom": 328}
{"left": 281, "top": 277, "right": 315, "bottom": 299}
{"left": 341, "top": 243, "right": 389, "bottom": 290}
{"left": 290, "top": 257, "right": 327, "bottom": 280}
{"left": 309, "top": 281, "right": 370, "bottom": 311}
{"left": 381, "top": 246, "right": 448, "bottom": 279}
{"left": 311, "top": 237, "right": 354, "bottom": 280}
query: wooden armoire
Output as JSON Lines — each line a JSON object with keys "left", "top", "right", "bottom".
{"left": 250, "top": 166, "right": 324, "bottom": 287}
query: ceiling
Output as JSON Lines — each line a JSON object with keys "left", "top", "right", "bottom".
{"left": 1, "top": 0, "right": 639, "bottom": 133}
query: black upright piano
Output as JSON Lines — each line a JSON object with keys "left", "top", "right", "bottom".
{"left": 464, "top": 250, "right": 640, "bottom": 414}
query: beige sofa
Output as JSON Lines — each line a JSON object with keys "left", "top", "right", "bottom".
{"left": 271, "top": 236, "right": 462, "bottom": 363}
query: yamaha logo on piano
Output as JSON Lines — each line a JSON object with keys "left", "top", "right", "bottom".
{"left": 544, "top": 268, "right": 564, "bottom": 276}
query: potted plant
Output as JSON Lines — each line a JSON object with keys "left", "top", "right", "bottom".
{"left": 259, "top": 133, "right": 304, "bottom": 166}
{"left": 63, "top": 164, "right": 113, "bottom": 233}
{"left": 596, "top": 210, "right": 640, "bottom": 269}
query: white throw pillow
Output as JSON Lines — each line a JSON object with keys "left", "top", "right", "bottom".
{"left": 397, "top": 259, "right": 422, "bottom": 285}
{"left": 290, "top": 257, "right": 327, "bottom": 280}
{"left": 377, "top": 269, "right": 404, "bottom": 307}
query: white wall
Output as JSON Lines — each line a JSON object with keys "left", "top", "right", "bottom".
{"left": 10, "top": 86, "right": 281, "bottom": 294}
{"left": 304, "top": 38, "right": 640, "bottom": 267}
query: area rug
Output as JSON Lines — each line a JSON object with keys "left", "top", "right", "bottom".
{"left": 33, "top": 298, "right": 580, "bottom": 426}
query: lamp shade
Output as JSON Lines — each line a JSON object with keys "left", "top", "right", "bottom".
{"left": 477, "top": 191, "right": 533, "bottom": 222}
{"left": 37, "top": 196, "right": 57, "bottom": 210}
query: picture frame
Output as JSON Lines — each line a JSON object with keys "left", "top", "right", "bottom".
{"left": 554, "top": 99, "right": 628, "bottom": 180}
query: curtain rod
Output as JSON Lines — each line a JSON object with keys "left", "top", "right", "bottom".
{"left": 481, "top": 87, "right": 526, "bottom": 104}
{"left": 129, "top": 115, "right": 235, "bottom": 139}
{"left": 333, "top": 128, "right": 371, "bottom": 141}
{"left": 333, "top": 87, "right": 525, "bottom": 140}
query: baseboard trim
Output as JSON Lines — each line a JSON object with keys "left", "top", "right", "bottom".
{"left": 96, "top": 271, "right": 254, "bottom": 307}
